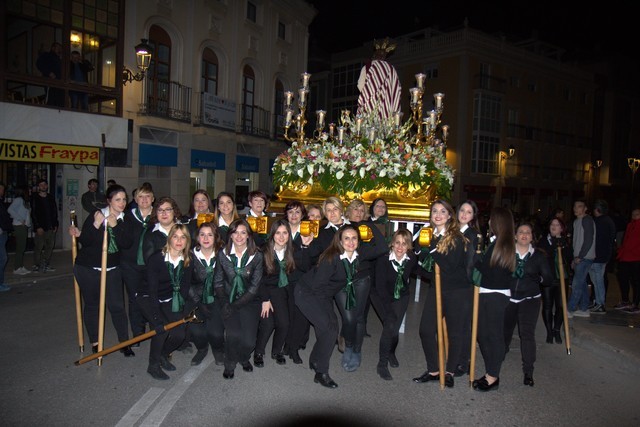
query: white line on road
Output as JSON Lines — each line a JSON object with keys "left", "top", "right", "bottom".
{"left": 115, "top": 387, "right": 165, "bottom": 427}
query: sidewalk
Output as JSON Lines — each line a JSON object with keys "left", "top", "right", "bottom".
{"left": 3, "top": 249, "right": 640, "bottom": 373}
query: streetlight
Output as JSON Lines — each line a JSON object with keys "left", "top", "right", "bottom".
{"left": 496, "top": 145, "right": 515, "bottom": 207}
{"left": 629, "top": 156, "right": 640, "bottom": 195}
{"left": 122, "top": 39, "right": 153, "bottom": 85}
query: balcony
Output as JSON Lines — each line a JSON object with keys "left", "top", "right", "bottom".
{"left": 140, "top": 79, "right": 192, "bottom": 123}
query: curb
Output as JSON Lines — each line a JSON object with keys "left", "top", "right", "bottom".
{"left": 571, "top": 323, "right": 640, "bottom": 376}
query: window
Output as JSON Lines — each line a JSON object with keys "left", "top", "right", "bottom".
{"left": 247, "top": 2, "right": 257, "bottom": 23}
{"left": 201, "top": 48, "right": 218, "bottom": 95}
{"left": 332, "top": 62, "right": 363, "bottom": 99}
{"left": 242, "top": 65, "right": 255, "bottom": 132}
{"left": 527, "top": 82, "right": 537, "bottom": 92}
{"left": 509, "top": 76, "right": 520, "bottom": 88}
{"left": 424, "top": 64, "right": 438, "bottom": 79}
{"left": 146, "top": 25, "right": 172, "bottom": 116}
{"left": 471, "top": 93, "right": 502, "bottom": 174}
{"left": 278, "top": 22, "right": 286, "bottom": 40}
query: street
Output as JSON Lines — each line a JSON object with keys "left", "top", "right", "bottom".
{"left": 1, "top": 274, "right": 639, "bottom": 427}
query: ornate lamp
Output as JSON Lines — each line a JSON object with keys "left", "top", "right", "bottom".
{"left": 122, "top": 39, "right": 153, "bottom": 85}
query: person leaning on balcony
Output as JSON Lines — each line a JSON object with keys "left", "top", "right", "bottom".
{"left": 36, "top": 42, "right": 64, "bottom": 107}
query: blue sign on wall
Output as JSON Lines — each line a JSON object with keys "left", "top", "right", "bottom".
{"left": 139, "top": 144, "right": 178, "bottom": 166}
{"left": 191, "top": 149, "right": 225, "bottom": 170}
{"left": 236, "top": 155, "right": 259, "bottom": 172}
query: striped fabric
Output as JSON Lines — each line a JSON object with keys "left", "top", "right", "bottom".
{"left": 356, "top": 59, "right": 402, "bottom": 120}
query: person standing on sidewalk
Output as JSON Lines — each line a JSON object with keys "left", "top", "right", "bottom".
{"left": 567, "top": 199, "right": 596, "bottom": 318}
{"left": 31, "top": 179, "right": 58, "bottom": 273}
{"left": 615, "top": 208, "right": 640, "bottom": 313}
{"left": 7, "top": 186, "right": 32, "bottom": 275}
{"left": 589, "top": 199, "right": 617, "bottom": 314}
{"left": 81, "top": 178, "right": 106, "bottom": 214}
{"left": 0, "top": 182, "right": 12, "bottom": 291}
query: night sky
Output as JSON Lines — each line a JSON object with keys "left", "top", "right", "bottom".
{"left": 308, "top": 0, "right": 633, "bottom": 62}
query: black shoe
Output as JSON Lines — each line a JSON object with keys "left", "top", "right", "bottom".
{"left": 92, "top": 344, "right": 99, "bottom": 354}
{"left": 191, "top": 348, "right": 208, "bottom": 366}
{"left": 444, "top": 373, "right": 454, "bottom": 388}
{"left": 272, "top": 353, "right": 286, "bottom": 365}
{"left": 524, "top": 373, "right": 534, "bottom": 387}
{"left": 223, "top": 369, "right": 234, "bottom": 379}
{"left": 546, "top": 333, "right": 554, "bottom": 344}
{"left": 314, "top": 373, "right": 338, "bottom": 388}
{"left": 253, "top": 353, "right": 264, "bottom": 368}
{"left": 453, "top": 364, "right": 468, "bottom": 377}
{"left": 147, "top": 364, "right": 169, "bottom": 380}
{"left": 475, "top": 377, "right": 499, "bottom": 392}
{"left": 290, "top": 350, "right": 303, "bottom": 364}
{"left": 472, "top": 375, "right": 486, "bottom": 390}
{"left": 388, "top": 353, "right": 399, "bottom": 368}
{"left": 553, "top": 330, "right": 562, "bottom": 344}
{"left": 377, "top": 365, "right": 393, "bottom": 381}
{"left": 242, "top": 361, "right": 253, "bottom": 372}
{"left": 413, "top": 372, "right": 439, "bottom": 383}
{"left": 160, "top": 356, "right": 176, "bottom": 371}
{"left": 120, "top": 346, "right": 135, "bottom": 357}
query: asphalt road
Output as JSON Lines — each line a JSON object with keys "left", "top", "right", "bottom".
{"left": 1, "top": 276, "right": 639, "bottom": 427}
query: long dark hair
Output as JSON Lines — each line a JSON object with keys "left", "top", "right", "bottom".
{"left": 458, "top": 199, "right": 480, "bottom": 231}
{"left": 225, "top": 219, "right": 258, "bottom": 256}
{"left": 263, "top": 219, "right": 295, "bottom": 275}
{"left": 431, "top": 199, "right": 465, "bottom": 255}
{"left": 213, "top": 191, "right": 239, "bottom": 224}
{"left": 319, "top": 224, "right": 359, "bottom": 265}
{"left": 489, "top": 207, "right": 516, "bottom": 271}
{"left": 195, "top": 222, "right": 224, "bottom": 253}
{"left": 188, "top": 189, "right": 213, "bottom": 217}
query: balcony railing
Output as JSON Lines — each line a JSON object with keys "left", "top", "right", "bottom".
{"left": 140, "top": 79, "right": 192, "bottom": 123}
{"left": 240, "top": 103, "right": 271, "bottom": 138}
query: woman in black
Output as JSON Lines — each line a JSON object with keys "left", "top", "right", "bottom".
{"left": 472, "top": 207, "right": 516, "bottom": 392}
{"left": 183, "top": 189, "right": 214, "bottom": 246}
{"left": 214, "top": 219, "right": 264, "bottom": 379}
{"left": 254, "top": 219, "right": 312, "bottom": 367}
{"left": 413, "top": 199, "right": 472, "bottom": 388}
{"left": 70, "top": 184, "right": 134, "bottom": 356}
{"left": 188, "top": 222, "right": 225, "bottom": 366}
{"left": 213, "top": 191, "right": 240, "bottom": 244}
{"left": 375, "top": 229, "right": 419, "bottom": 380}
{"left": 504, "top": 222, "right": 553, "bottom": 386}
{"left": 142, "top": 197, "right": 182, "bottom": 263}
{"left": 295, "top": 223, "right": 385, "bottom": 388}
{"left": 138, "top": 224, "right": 193, "bottom": 380}
{"left": 536, "top": 217, "right": 571, "bottom": 344}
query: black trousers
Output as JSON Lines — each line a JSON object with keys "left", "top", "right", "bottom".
{"left": 334, "top": 276, "right": 371, "bottom": 352}
{"left": 256, "top": 286, "right": 289, "bottom": 355}
{"left": 284, "top": 282, "right": 310, "bottom": 352}
{"left": 477, "top": 292, "right": 510, "bottom": 378}
{"left": 419, "top": 286, "right": 472, "bottom": 373}
{"left": 120, "top": 261, "right": 147, "bottom": 336}
{"left": 136, "top": 294, "right": 186, "bottom": 365}
{"left": 378, "top": 294, "right": 409, "bottom": 364}
{"left": 222, "top": 300, "right": 261, "bottom": 370}
{"left": 295, "top": 286, "right": 337, "bottom": 374}
{"left": 617, "top": 261, "right": 640, "bottom": 305}
{"left": 189, "top": 302, "right": 225, "bottom": 356}
{"left": 541, "top": 284, "right": 563, "bottom": 333}
{"left": 74, "top": 264, "right": 129, "bottom": 343}
{"left": 504, "top": 297, "right": 541, "bottom": 375}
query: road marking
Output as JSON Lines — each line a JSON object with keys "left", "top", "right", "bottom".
{"left": 115, "top": 387, "right": 165, "bottom": 427}
{"left": 138, "top": 358, "right": 212, "bottom": 426}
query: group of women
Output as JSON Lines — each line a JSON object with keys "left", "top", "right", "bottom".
{"left": 69, "top": 184, "right": 571, "bottom": 390}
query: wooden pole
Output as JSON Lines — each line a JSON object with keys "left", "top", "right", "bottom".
{"left": 557, "top": 245, "right": 571, "bottom": 355}
{"left": 435, "top": 264, "right": 445, "bottom": 390}
{"left": 70, "top": 211, "right": 84, "bottom": 353}
{"left": 469, "top": 286, "right": 480, "bottom": 386}
{"left": 97, "top": 217, "right": 108, "bottom": 366}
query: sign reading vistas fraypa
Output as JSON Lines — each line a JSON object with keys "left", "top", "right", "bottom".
{"left": 202, "top": 93, "right": 236, "bottom": 130}
{"left": 0, "top": 139, "right": 99, "bottom": 165}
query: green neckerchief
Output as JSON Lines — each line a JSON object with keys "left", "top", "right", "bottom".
{"left": 135, "top": 208, "right": 151, "bottom": 265}
{"left": 199, "top": 256, "right": 216, "bottom": 304}
{"left": 341, "top": 257, "right": 358, "bottom": 310}
{"left": 419, "top": 248, "right": 434, "bottom": 272}
{"left": 229, "top": 250, "right": 250, "bottom": 303}
{"left": 513, "top": 252, "right": 531, "bottom": 279}
{"left": 278, "top": 257, "right": 289, "bottom": 288}
{"left": 166, "top": 259, "right": 185, "bottom": 312}
{"left": 374, "top": 215, "right": 389, "bottom": 224}
{"left": 107, "top": 220, "right": 120, "bottom": 254}
{"left": 392, "top": 258, "right": 407, "bottom": 299}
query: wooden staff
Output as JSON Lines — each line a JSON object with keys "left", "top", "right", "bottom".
{"left": 70, "top": 211, "right": 84, "bottom": 353}
{"left": 97, "top": 216, "right": 108, "bottom": 366}
{"left": 469, "top": 233, "right": 483, "bottom": 385}
{"left": 442, "top": 317, "right": 449, "bottom": 359}
{"left": 557, "top": 245, "right": 571, "bottom": 355}
{"left": 75, "top": 309, "right": 199, "bottom": 365}
{"left": 435, "top": 264, "right": 445, "bottom": 390}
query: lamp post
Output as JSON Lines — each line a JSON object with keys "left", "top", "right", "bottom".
{"left": 629, "top": 156, "right": 640, "bottom": 199}
{"left": 495, "top": 145, "right": 515, "bottom": 208}
{"left": 122, "top": 39, "right": 153, "bottom": 85}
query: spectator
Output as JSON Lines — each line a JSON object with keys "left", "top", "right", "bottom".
{"left": 7, "top": 186, "right": 32, "bottom": 275}
{"left": 69, "top": 50, "right": 94, "bottom": 110}
{"left": 80, "top": 178, "right": 107, "bottom": 214}
{"left": 615, "top": 208, "right": 640, "bottom": 313}
{"left": 31, "top": 179, "right": 58, "bottom": 273}
{"left": 107, "top": 179, "right": 117, "bottom": 187}
{"left": 36, "top": 42, "right": 64, "bottom": 107}
{"left": 567, "top": 199, "right": 596, "bottom": 318}
{"left": 0, "top": 182, "right": 12, "bottom": 291}
{"left": 589, "top": 200, "right": 617, "bottom": 313}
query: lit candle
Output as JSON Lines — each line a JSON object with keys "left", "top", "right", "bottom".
{"left": 329, "top": 123, "right": 335, "bottom": 137}
{"left": 369, "top": 128, "right": 376, "bottom": 141}
{"left": 415, "top": 73, "right": 426, "bottom": 90}
{"left": 441, "top": 124, "right": 449, "bottom": 140}
{"left": 301, "top": 72, "right": 311, "bottom": 89}
{"left": 429, "top": 110, "right": 437, "bottom": 127}
{"left": 298, "top": 88, "right": 307, "bottom": 105}
{"left": 434, "top": 93, "right": 445, "bottom": 109}
{"left": 394, "top": 111, "right": 403, "bottom": 127}
{"left": 284, "top": 91, "right": 293, "bottom": 107}
{"left": 295, "top": 114, "right": 302, "bottom": 132}
{"left": 316, "top": 110, "right": 326, "bottom": 128}
{"left": 337, "top": 126, "right": 345, "bottom": 143}
{"left": 410, "top": 88, "right": 420, "bottom": 106}
{"left": 285, "top": 108, "right": 293, "bottom": 126}
{"left": 355, "top": 116, "right": 363, "bottom": 134}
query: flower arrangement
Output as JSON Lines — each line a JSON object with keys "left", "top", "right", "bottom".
{"left": 272, "top": 112, "right": 455, "bottom": 198}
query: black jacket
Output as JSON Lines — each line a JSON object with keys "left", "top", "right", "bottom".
{"left": 536, "top": 234, "right": 571, "bottom": 287}
{"left": 145, "top": 251, "right": 193, "bottom": 310}
{"left": 509, "top": 249, "right": 554, "bottom": 300}
{"left": 31, "top": 193, "right": 58, "bottom": 231}
{"left": 375, "top": 252, "right": 419, "bottom": 303}
{"left": 74, "top": 214, "right": 133, "bottom": 268}
{"left": 214, "top": 248, "right": 263, "bottom": 307}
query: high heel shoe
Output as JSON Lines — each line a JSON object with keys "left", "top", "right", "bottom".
{"left": 120, "top": 346, "right": 135, "bottom": 357}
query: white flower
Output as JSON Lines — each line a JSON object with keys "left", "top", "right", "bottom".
{"left": 336, "top": 171, "right": 344, "bottom": 180}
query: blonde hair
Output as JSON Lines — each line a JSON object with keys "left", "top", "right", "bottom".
{"left": 345, "top": 199, "right": 369, "bottom": 221}
{"left": 322, "top": 196, "right": 344, "bottom": 217}
{"left": 163, "top": 224, "right": 191, "bottom": 267}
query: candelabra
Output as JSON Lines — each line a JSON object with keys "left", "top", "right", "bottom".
{"left": 409, "top": 73, "right": 448, "bottom": 148}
